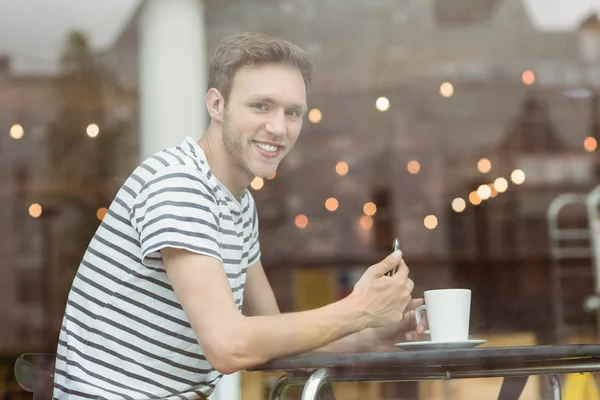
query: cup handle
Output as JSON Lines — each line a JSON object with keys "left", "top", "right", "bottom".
{"left": 414, "top": 304, "right": 431, "bottom": 335}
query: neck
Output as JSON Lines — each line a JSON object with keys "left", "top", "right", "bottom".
{"left": 198, "top": 122, "right": 253, "bottom": 200}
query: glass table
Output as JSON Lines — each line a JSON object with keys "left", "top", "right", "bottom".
{"left": 249, "top": 344, "right": 600, "bottom": 400}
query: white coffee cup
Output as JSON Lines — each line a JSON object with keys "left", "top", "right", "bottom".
{"left": 415, "top": 289, "right": 472, "bottom": 342}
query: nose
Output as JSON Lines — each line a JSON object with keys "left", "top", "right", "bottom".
{"left": 265, "top": 110, "right": 287, "bottom": 137}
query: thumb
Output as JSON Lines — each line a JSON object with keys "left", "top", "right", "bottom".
{"left": 372, "top": 250, "right": 402, "bottom": 277}
{"left": 405, "top": 298, "right": 424, "bottom": 312}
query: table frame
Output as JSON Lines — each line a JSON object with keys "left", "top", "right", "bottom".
{"left": 269, "top": 368, "right": 566, "bottom": 400}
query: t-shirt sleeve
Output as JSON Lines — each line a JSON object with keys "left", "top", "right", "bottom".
{"left": 131, "top": 165, "right": 222, "bottom": 265}
{"left": 247, "top": 195, "right": 261, "bottom": 266}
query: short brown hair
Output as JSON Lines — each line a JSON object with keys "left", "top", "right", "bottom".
{"left": 208, "top": 32, "right": 314, "bottom": 99}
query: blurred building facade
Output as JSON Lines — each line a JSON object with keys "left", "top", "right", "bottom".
{"left": 0, "top": 56, "right": 59, "bottom": 350}
{"left": 100, "top": 0, "right": 600, "bottom": 259}
{"left": 2, "top": 0, "right": 600, "bottom": 350}
{"left": 95, "top": 0, "right": 600, "bottom": 339}
{"left": 0, "top": 41, "right": 136, "bottom": 350}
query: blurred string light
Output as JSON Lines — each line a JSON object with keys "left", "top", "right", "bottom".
{"left": 250, "top": 177, "right": 264, "bottom": 190}
{"left": 407, "top": 160, "right": 420, "bottom": 174}
{"left": 584, "top": 136, "right": 597, "bottom": 152}
{"left": 295, "top": 214, "right": 308, "bottom": 229}
{"left": 440, "top": 82, "right": 454, "bottom": 98}
{"left": 87, "top": 123, "right": 99, "bottom": 138}
{"left": 325, "top": 197, "right": 338, "bottom": 212}
{"left": 267, "top": 172, "right": 277, "bottom": 180}
{"left": 522, "top": 70, "right": 535, "bottom": 85}
{"left": 469, "top": 191, "right": 482, "bottom": 205}
{"left": 452, "top": 198, "right": 466, "bottom": 213}
{"left": 511, "top": 169, "right": 526, "bottom": 185}
{"left": 290, "top": 175, "right": 519, "bottom": 231}
{"left": 359, "top": 215, "right": 373, "bottom": 229}
{"left": 477, "top": 158, "right": 492, "bottom": 173}
{"left": 376, "top": 97, "right": 390, "bottom": 112}
{"left": 450, "top": 175, "right": 515, "bottom": 213}
{"left": 29, "top": 203, "right": 42, "bottom": 218}
{"left": 97, "top": 207, "right": 108, "bottom": 221}
{"left": 494, "top": 177, "right": 508, "bottom": 193}
{"left": 10, "top": 124, "right": 24, "bottom": 139}
{"left": 308, "top": 108, "right": 322, "bottom": 123}
{"left": 477, "top": 184, "right": 492, "bottom": 200}
{"left": 287, "top": 167, "right": 524, "bottom": 231}
{"left": 336, "top": 161, "right": 349, "bottom": 176}
{"left": 363, "top": 202, "right": 377, "bottom": 216}
{"left": 424, "top": 215, "right": 438, "bottom": 230}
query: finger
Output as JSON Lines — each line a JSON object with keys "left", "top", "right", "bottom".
{"left": 413, "top": 313, "right": 428, "bottom": 336}
{"left": 404, "top": 298, "right": 424, "bottom": 312}
{"left": 403, "top": 309, "right": 417, "bottom": 331}
{"left": 372, "top": 250, "right": 402, "bottom": 277}
{"left": 392, "top": 259, "right": 409, "bottom": 281}
{"left": 419, "top": 313, "right": 429, "bottom": 331}
{"left": 405, "top": 330, "right": 429, "bottom": 342}
{"left": 403, "top": 278, "right": 415, "bottom": 295}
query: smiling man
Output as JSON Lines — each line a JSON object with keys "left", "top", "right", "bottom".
{"left": 53, "top": 32, "right": 426, "bottom": 399}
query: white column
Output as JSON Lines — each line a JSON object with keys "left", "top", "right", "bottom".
{"left": 139, "top": 2, "right": 241, "bottom": 399}
{"left": 139, "top": 0, "right": 208, "bottom": 159}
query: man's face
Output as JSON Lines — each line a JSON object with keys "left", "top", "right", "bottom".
{"left": 221, "top": 63, "right": 307, "bottom": 179}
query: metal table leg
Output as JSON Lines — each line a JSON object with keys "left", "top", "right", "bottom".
{"left": 301, "top": 368, "right": 333, "bottom": 400}
{"left": 497, "top": 376, "right": 528, "bottom": 400}
{"left": 269, "top": 375, "right": 291, "bottom": 400}
{"left": 548, "top": 375, "right": 561, "bottom": 400}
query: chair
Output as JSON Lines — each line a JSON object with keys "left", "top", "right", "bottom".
{"left": 14, "top": 353, "right": 56, "bottom": 400}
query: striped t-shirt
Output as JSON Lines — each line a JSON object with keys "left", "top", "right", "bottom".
{"left": 53, "top": 136, "right": 261, "bottom": 399}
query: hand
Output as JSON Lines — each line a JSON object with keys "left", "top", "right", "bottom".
{"left": 348, "top": 251, "right": 414, "bottom": 329}
{"left": 372, "top": 298, "right": 429, "bottom": 345}
{"left": 402, "top": 298, "right": 429, "bottom": 341}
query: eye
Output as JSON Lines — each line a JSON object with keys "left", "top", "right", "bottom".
{"left": 251, "top": 103, "right": 268, "bottom": 111}
{"left": 286, "top": 109, "right": 300, "bottom": 117}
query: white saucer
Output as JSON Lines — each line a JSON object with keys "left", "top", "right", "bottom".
{"left": 394, "top": 339, "right": 486, "bottom": 351}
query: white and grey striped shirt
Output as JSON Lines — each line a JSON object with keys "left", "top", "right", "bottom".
{"left": 53, "top": 136, "right": 261, "bottom": 399}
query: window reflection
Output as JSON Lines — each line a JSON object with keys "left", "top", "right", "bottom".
{"left": 2, "top": 3, "right": 600, "bottom": 395}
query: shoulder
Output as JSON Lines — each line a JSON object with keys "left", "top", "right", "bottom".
{"left": 133, "top": 155, "right": 217, "bottom": 200}
{"left": 127, "top": 155, "right": 221, "bottom": 227}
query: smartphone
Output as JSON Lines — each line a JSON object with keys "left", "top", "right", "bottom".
{"left": 387, "top": 237, "right": 400, "bottom": 276}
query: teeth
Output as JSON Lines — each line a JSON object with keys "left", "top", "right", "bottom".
{"left": 255, "top": 141, "right": 279, "bottom": 152}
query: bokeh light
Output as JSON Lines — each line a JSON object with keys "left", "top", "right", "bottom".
{"left": 452, "top": 198, "right": 466, "bottom": 213}
{"left": 325, "top": 197, "right": 338, "bottom": 212}
{"left": 336, "top": 161, "right": 349, "bottom": 176}
{"left": 363, "top": 202, "right": 377, "bottom": 216}
{"left": 250, "top": 177, "right": 264, "bottom": 190}
{"left": 376, "top": 97, "right": 390, "bottom": 112}
{"left": 295, "top": 214, "right": 308, "bottom": 229}
{"left": 424, "top": 215, "right": 438, "bottom": 229}
{"left": 308, "top": 109, "right": 322, "bottom": 123}
{"left": 407, "top": 160, "right": 420, "bottom": 174}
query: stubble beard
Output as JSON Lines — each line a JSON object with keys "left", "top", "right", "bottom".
{"left": 221, "top": 109, "right": 285, "bottom": 179}
{"left": 221, "top": 109, "right": 253, "bottom": 177}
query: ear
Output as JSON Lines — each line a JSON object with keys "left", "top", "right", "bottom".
{"left": 206, "top": 88, "right": 225, "bottom": 123}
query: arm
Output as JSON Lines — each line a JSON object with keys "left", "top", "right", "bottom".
{"left": 242, "top": 260, "right": 280, "bottom": 317}
{"left": 242, "top": 260, "right": 427, "bottom": 354}
{"left": 241, "top": 260, "right": 376, "bottom": 353}
{"left": 237, "top": 199, "right": 371, "bottom": 352}
{"left": 162, "top": 248, "right": 371, "bottom": 374}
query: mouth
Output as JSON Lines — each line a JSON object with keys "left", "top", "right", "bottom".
{"left": 252, "top": 140, "right": 283, "bottom": 158}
